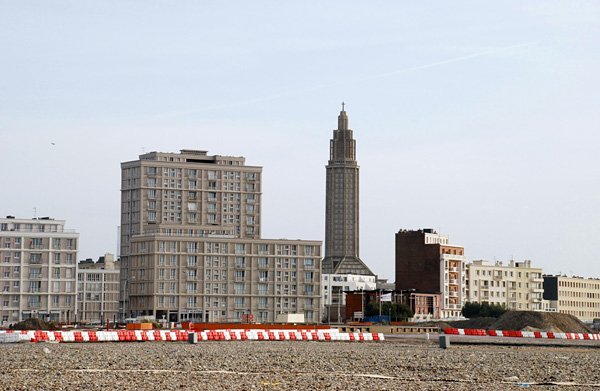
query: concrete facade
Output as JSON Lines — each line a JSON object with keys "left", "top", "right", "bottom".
{"left": 322, "top": 107, "right": 373, "bottom": 276}
{"left": 543, "top": 275, "right": 600, "bottom": 322}
{"left": 465, "top": 260, "right": 544, "bottom": 311}
{"left": 0, "top": 217, "right": 79, "bottom": 326}
{"left": 395, "top": 229, "right": 466, "bottom": 319}
{"left": 77, "top": 253, "right": 120, "bottom": 324}
{"left": 120, "top": 150, "right": 322, "bottom": 323}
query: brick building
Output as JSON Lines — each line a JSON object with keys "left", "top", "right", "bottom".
{"left": 395, "top": 229, "right": 465, "bottom": 318}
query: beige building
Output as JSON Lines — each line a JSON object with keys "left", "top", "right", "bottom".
{"left": 465, "top": 260, "right": 544, "bottom": 311}
{"left": 543, "top": 275, "right": 600, "bottom": 322}
{"left": 120, "top": 150, "right": 322, "bottom": 323}
{"left": 0, "top": 216, "right": 78, "bottom": 326}
{"left": 77, "top": 253, "right": 120, "bottom": 325}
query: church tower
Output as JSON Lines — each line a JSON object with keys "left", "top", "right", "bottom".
{"left": 323, "top": 104, "right": 374, "bottom": 276}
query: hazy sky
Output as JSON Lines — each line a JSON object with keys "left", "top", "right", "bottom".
{"left": 2, "top": 1, "right": 599, "bottom": 281}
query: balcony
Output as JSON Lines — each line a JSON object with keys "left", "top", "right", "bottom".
{"left": 449, "top": 291, "right": 458, "bottom": 297}
{"left": 533, "top": 277, "right": 544, "bottom": 283}
{"left": 449, "top": 267, "right": 458, "bottom": 272}
{"left": 442, "top": 254, "right": 466, "bottom": 261}
{"left": 532, "top": 288, "right": 544, "bottom": 293}
{"left": 448, "top": 279, "right": 458, "bottom": 285}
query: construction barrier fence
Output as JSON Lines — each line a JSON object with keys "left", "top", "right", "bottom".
{"left": 0, "top": 329, "right": 385, "bottom": 344}
{"left": 443, "top": 328, "right": 600, "bottom": 340}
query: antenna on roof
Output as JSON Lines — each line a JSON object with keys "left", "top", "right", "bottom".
{"left": 33, "top": 207, "right": 37, "bottom": 219}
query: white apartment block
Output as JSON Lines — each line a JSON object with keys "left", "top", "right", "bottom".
{"left": 543, "top": 275, "right": 600, "bottom": 322}
{"left": 0, "top": 216, "right": 78, "bottom": 326}
{"left": 77, "top": 253, "right": 120, "bottom": 325}
{"left": 120, "top": 150, "right": 322, "bottom": 323}
{"left": 466, "top": 260, "right": 544, "bottom": 311}
{"left": 321, "top": 273, "right": 376, "bottom": 321}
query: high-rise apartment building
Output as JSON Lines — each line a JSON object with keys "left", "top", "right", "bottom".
{"left": 77, "top": 253, "right": 120, "bottom": 324}
{"left": 120, "top": 150, "right": 322, "bottom": 323}
{"left": 0, "top": 216, "right": 78, "bottom": 326}
{"left": 543, "top": 275, "right": 600, "bottom": 322}
{"left": 395, "top": 229, "right": 465, "bottom": 318}
{"left": 322, "top": 106, "right": 373, "bottom": 277}
{"left": 465, "top": 260, "right": 544, "bottom": 311}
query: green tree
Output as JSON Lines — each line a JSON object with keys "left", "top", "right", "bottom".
{"left": 462, "top": 301, "right": 507, "bottom": 318}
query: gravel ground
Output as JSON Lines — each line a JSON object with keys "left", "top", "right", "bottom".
{"left": 1, "top": 339, "right": 599, "bottom": 390}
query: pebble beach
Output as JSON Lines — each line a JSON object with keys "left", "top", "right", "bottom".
{"left": 1, "top": 339, "right": 599, "bottom": 390}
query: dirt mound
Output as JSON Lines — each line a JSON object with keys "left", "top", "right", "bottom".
{"left": 490, "top": 311, "right": 592, "bottom": 333}
{"left": 420, "top": 311, "right": 592, "bottom": 333}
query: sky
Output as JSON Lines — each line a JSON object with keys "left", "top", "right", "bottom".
{"left": 1, "top": 1, "right": 599, "bottom": 281}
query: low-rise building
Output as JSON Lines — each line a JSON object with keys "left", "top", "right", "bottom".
{"left": 77, "top": 253, "right": 120, "bottom": 324}
{"left": 465, "top": 260, "right": 544, "bottom": 311}
{"left": 321, "top": 273, "right": 377, "bottom": 322}
{"left": 543, "top": 275, "right": 600, "bottom": 322}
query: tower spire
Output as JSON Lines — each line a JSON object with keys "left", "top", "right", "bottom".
{"left": 338, "top": 102, "right": 348, "bottom": 130}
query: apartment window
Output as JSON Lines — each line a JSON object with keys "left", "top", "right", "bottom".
{"left": 234, "top": 283, "right": 244, "bottom": 294}
{"left": 186, "top": 282, "right": 197, "bottom": 293}
{"left": 29, "top": 253, "right": 42, "bottom": 264}
{"left": 52, "top": 268, "right": 60, "bottom": 279}
{"left": 28, "top": 296, "right": 41, "bottom": 307}
{"left": 259, "top": 271, "right": 268, "bottom": 282}
{"left": 235, "top": 244, "right": 245, "bottom": 254}
{"left": 187, "top": 255, "right": 197, "bottom": 267}
{"left": 234, "top": 270, "right": 245, "bottom": 282}
{"left": 235, "top": 257, "right": 245, "bottom": 268}
{"left": 187, "top": 242, "right": 198, "bottom": 253}
{"left": 234, "top": 297, "right": 245, "bottom": 309}
{"left": 31, "top": 238, "right": 43, "bottom": 249}
{"left": 29, "top": 281, "right": 41, "bottom": 293}
{"left": 258, "top": 257, "right": 268, "bottom": 268}
{"left": 303, "top": 259, "right": 314, "bottom": 269}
